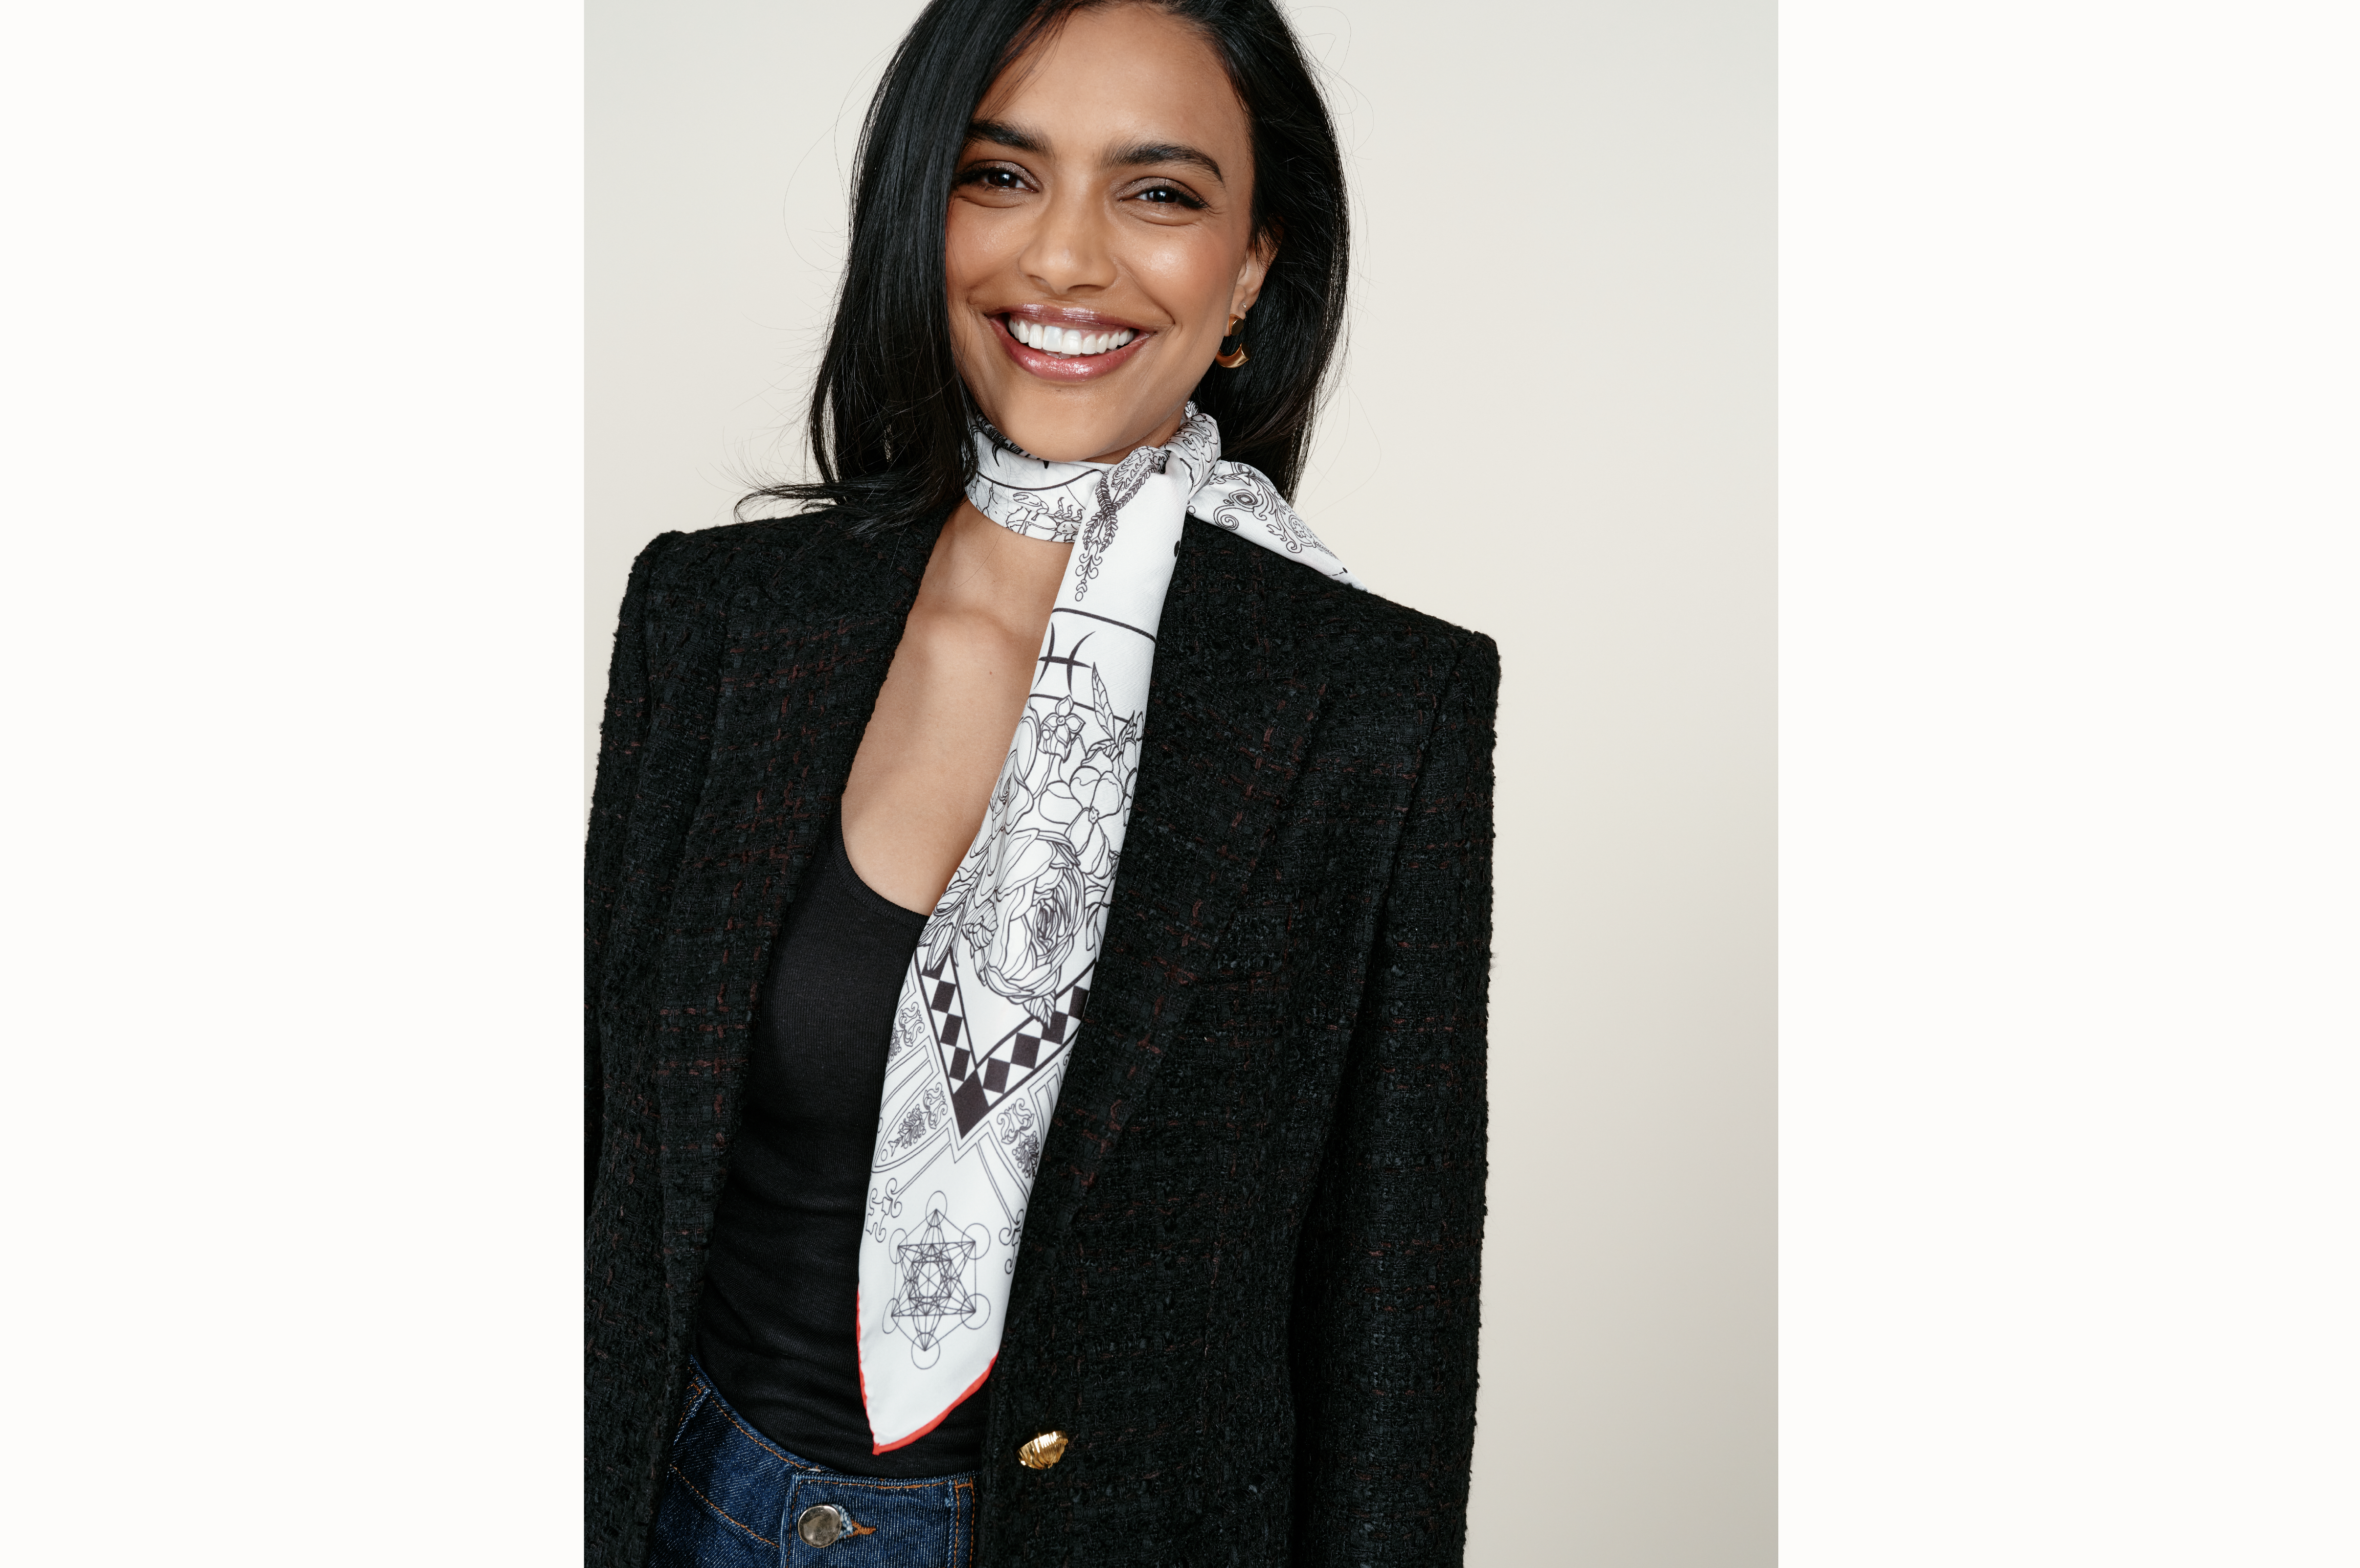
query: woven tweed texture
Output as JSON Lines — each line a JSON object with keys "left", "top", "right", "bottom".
{"left": 587, "top": 510, "right": 1497, "bottom": 1567}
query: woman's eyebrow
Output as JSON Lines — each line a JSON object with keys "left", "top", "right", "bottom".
{"left": 1106, "top": 140, "right": 1224, "bottom": 183}
{"left": 966, "top": 118, "right": 1045, "bottom": 154}
{"left": 965, "top": 123, "right": 1224, "bottom": 186}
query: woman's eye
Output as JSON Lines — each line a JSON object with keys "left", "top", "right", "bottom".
{"left": 963, "top": 166, "right": 1027, "bottom": 192}
{"left": 1133, "top": 183, "right": 1204, "bottom": 210}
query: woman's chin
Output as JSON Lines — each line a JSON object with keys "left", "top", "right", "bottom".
{"left": 975, "top": 398, "right": 1188, "bottom": 466}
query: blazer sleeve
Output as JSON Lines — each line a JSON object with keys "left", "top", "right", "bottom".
{"left": 1289, "top": 634, "right": 1499, "bottom": 1566}
{"left": 585, "top": 534, "right": 675, "bottom": 1212}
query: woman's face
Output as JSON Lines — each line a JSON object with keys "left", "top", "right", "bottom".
{"left": 946, "top": 3, "right": 1271, "bottom": 466}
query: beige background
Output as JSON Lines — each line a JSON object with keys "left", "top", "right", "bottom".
{"left": 588, "top": 1, "right": 1773, "bottom": 1560}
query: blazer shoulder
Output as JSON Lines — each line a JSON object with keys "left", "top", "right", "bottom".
{"left": 626, "top": 507, "right": 932, "bottom": 618}
{"left": 1339, "top": 580, "right": 1498, "bottom": 673}
{"left": 1194, "top": 520, "right": 1497, "bottom": 695}
{"left": 1326, "top": 582, "right": 1499, "bottom": 732}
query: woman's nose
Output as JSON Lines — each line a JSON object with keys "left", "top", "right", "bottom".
{"left": 1018, "top": 189, "right": 1117, "bottom": 296}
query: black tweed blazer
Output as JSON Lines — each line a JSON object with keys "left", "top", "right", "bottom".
{"left": 586, "top": 507, "right": 1497, "bottom": 1567}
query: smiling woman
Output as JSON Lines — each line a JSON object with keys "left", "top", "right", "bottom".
{"left": 586, "top": 4, "right": 1496, "bottom": 1567}
{"left": 945, "top": 10, "right": 1271, "bottom": 458}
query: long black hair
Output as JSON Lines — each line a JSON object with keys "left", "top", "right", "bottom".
{"left": 742, "top": 0, "right": 1349, "bottom": 533}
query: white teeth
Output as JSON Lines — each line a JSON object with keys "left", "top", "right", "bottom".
{"left": 1012, "top": 319, "right": 1138, "bottom": 356}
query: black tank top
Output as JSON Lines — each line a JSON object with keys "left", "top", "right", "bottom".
{"left": 695, "top": 818, "right": 989, "bottom": 1476}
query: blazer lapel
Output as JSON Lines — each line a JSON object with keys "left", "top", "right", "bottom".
{"left": 647, "top": 512, "right": 1336, "bottom": 1321}
{"left": 651, "top": 514, "right": 940, "bottom": 1309}
{"left": 1017, "top": 519, "right": 1336, "bottom": 1237}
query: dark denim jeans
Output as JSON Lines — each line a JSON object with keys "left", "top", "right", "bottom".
{"left": 650, "top": 1361, "right": 976, "bottom": 1568}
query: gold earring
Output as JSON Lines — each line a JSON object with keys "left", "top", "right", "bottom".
{"left": 1214, "top": 314, "right": 1249, "bottom": 369}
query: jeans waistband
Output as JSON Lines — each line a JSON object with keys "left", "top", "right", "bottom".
{"left": 651, "top": 1359, "right": 976, "bottom": 1568}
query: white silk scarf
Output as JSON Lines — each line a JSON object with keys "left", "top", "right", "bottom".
{"left": 855, "top": 404, "right": 1362, "bottom": 1451}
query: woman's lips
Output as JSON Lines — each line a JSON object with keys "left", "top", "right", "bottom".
{"left": 993, "top": 313, "right": 1152, "bottom": 381}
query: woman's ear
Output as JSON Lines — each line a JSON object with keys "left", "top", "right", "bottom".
{"left": 1230, "top": 231, "right": 1278, "bottom": 318}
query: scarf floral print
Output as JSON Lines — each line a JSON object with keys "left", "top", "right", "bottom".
{"left": 854, "top": 405, "right": 1361, "bottom": 1451}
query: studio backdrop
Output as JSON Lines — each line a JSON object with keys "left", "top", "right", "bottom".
{"left": 586, "top": 2, "right": 1773, "bottom": 1561}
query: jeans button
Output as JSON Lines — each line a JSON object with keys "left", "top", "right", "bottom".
{"left": 796, "top": 1504, "right": 848, "bottom": 1546}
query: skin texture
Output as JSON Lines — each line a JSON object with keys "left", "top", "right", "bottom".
{"left": 842, "top": 3, "right": 1270, "bottom": 913}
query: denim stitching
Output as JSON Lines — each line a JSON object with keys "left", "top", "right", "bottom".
{"left": 671, "top": 1375, "right": 711, "bottom": 1446}
{"left": 711, "top": 1402, "right": 798, "bottom": 1469}
{"left": 949, "top": 1477, "right": 975, "bottom": 1568}
{"left": 806, "top": 1476, "right": 971, "bottom": 1494}
{"left": 665, "top": 1462, "right": 779, "bottom": 1548}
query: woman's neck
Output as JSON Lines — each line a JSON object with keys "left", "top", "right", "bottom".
{"left": 925, "top": 498, "right": 1073, "bottom": 637}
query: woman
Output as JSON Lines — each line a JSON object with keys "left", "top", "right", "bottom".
{"left": 586, "top": 1, "right": 1497, "bottom": 1563}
